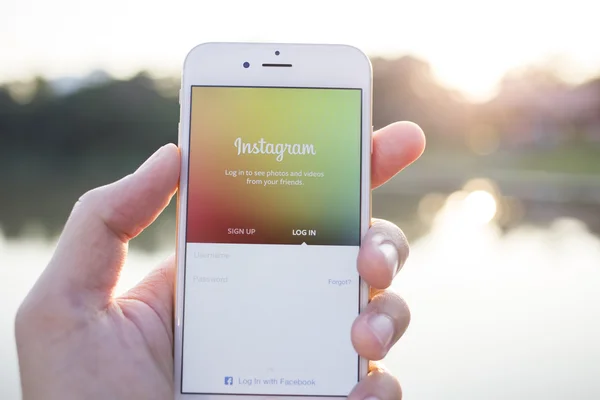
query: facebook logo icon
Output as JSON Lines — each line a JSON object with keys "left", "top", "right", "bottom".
{"left": 224, "top": 376, "right": 234, "bottom": 385}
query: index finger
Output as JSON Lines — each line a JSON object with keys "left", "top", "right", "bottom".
{"left": 371, "top": 121, "right": 425, "bottom": 189}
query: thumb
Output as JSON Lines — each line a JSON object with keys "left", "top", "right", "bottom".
{"left": 33, "top": 144, "right": 180, "bottom": 309}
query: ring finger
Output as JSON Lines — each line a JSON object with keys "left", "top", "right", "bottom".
{"left": 351, "top": 290, "right": 411, "bottom": 361}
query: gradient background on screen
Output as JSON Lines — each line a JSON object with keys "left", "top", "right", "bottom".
{"left": 186, "top": 86, "right": 361, "bottom": 245}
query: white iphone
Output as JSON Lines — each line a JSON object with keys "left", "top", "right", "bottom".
{"left": 174, "top": 42, "right": 372, "bottom": 399}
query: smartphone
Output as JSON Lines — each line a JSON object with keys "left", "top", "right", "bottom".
{"left": 174, "top": 42, "right": 372, "bottom": 399}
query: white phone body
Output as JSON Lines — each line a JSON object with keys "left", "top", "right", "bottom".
{"left": 174, "top": 42, "right": 372, "bottom": 400}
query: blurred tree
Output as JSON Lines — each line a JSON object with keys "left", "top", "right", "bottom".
{"left": 30, "top": 77, "right": 54, "bottom": 104}
{"left": 0, "top": 72, "right": 178, "bottom": 242}
{"left": 372, "top": 56, "right": 469, "bottom": 151}
{"left": 0, "top": 87, "right": 19, "bottom": 154}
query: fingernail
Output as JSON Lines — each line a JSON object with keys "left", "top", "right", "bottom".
{"left": 379, "top": 242, "right": 399, "bottom": 276}
{"left": 364, "top": 397, "right": 380, "bottom": 400}
{"left": 137, "top": 145, "right": 167, "bottom": 172}
{"left": 368, "top": 313, "right": 394, "bottom": 348}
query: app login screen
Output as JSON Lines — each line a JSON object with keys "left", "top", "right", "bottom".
{"left": 181, "top": 86, "right": 362, "bottom": 396}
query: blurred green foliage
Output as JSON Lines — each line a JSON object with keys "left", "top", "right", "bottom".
{"left": 0, "top": 72, "right": 180, "bottom": 242}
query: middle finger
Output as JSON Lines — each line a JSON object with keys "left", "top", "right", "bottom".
{"left": 358, "top": 219, "right": 409, "bottom": 290}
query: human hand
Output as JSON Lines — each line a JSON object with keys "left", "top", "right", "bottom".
{"left": 15, "top": 121, "right": 425, "bottom": 400}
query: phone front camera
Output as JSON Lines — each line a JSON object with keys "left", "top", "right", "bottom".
{"left": 275, "top": 50, "right": 280, "bottom": 56}
{"left": 243, "top": 62, "right": 250, "bottom": 68}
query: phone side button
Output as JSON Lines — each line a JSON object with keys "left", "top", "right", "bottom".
{"left": 177, "top": 123, "right": 181, "bottom": 144}
{"left": 370, "top": 125, "right": 374, "bottom": 154}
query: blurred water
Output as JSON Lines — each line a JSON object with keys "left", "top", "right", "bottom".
{"left": 1, "top": 190, "right": 600, "bottom": 399}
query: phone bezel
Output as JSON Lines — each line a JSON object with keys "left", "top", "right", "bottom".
{"left": 174, "top": 42, "right": 373, "bottom": 400}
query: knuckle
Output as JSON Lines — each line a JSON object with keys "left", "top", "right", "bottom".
{"left": 14, "top": 295, "right": 47, "bottom": 336}
{"left": 371, "top": 219, "right": 409, "bottom": 248}
{"left": 371, "top": 218, "right": 401, "bottom": 235}
{"left": 70, "top": 186, "right": 106, "bottom": 225}
{"left": 75, "top": 185, "right": 104, "bottom": 210}
{"left": 73, "top": 180, "right": 135, "bottom": 241}
{"left": 14, "top": 301, "right": 32, "bottom": 335}
{"left": 15, "top": 289, "right": 81, "bottom": 337}
{"left": 370, "top": 291, "right": 410, "bottom": 323}
{"left": 370, "top": 219, "right": 410, "bottom": 266}
{"left": 397, "top": 228, "right": 409, "bottom": 257}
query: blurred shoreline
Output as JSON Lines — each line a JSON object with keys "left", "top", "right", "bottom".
{"left": 1, "top": 55, "right": 599, "bottom": 246}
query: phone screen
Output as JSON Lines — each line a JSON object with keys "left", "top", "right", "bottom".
{"left": 181, "top": 86, "right": 363, "bottom": 396}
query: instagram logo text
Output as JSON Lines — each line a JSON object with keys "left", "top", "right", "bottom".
{"left": 234, "top": 137, "right": 316, "bottom": 162}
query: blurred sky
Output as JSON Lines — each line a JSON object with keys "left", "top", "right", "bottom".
{"left": 1, "top": 0, "right": 599, "bottom": 101}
